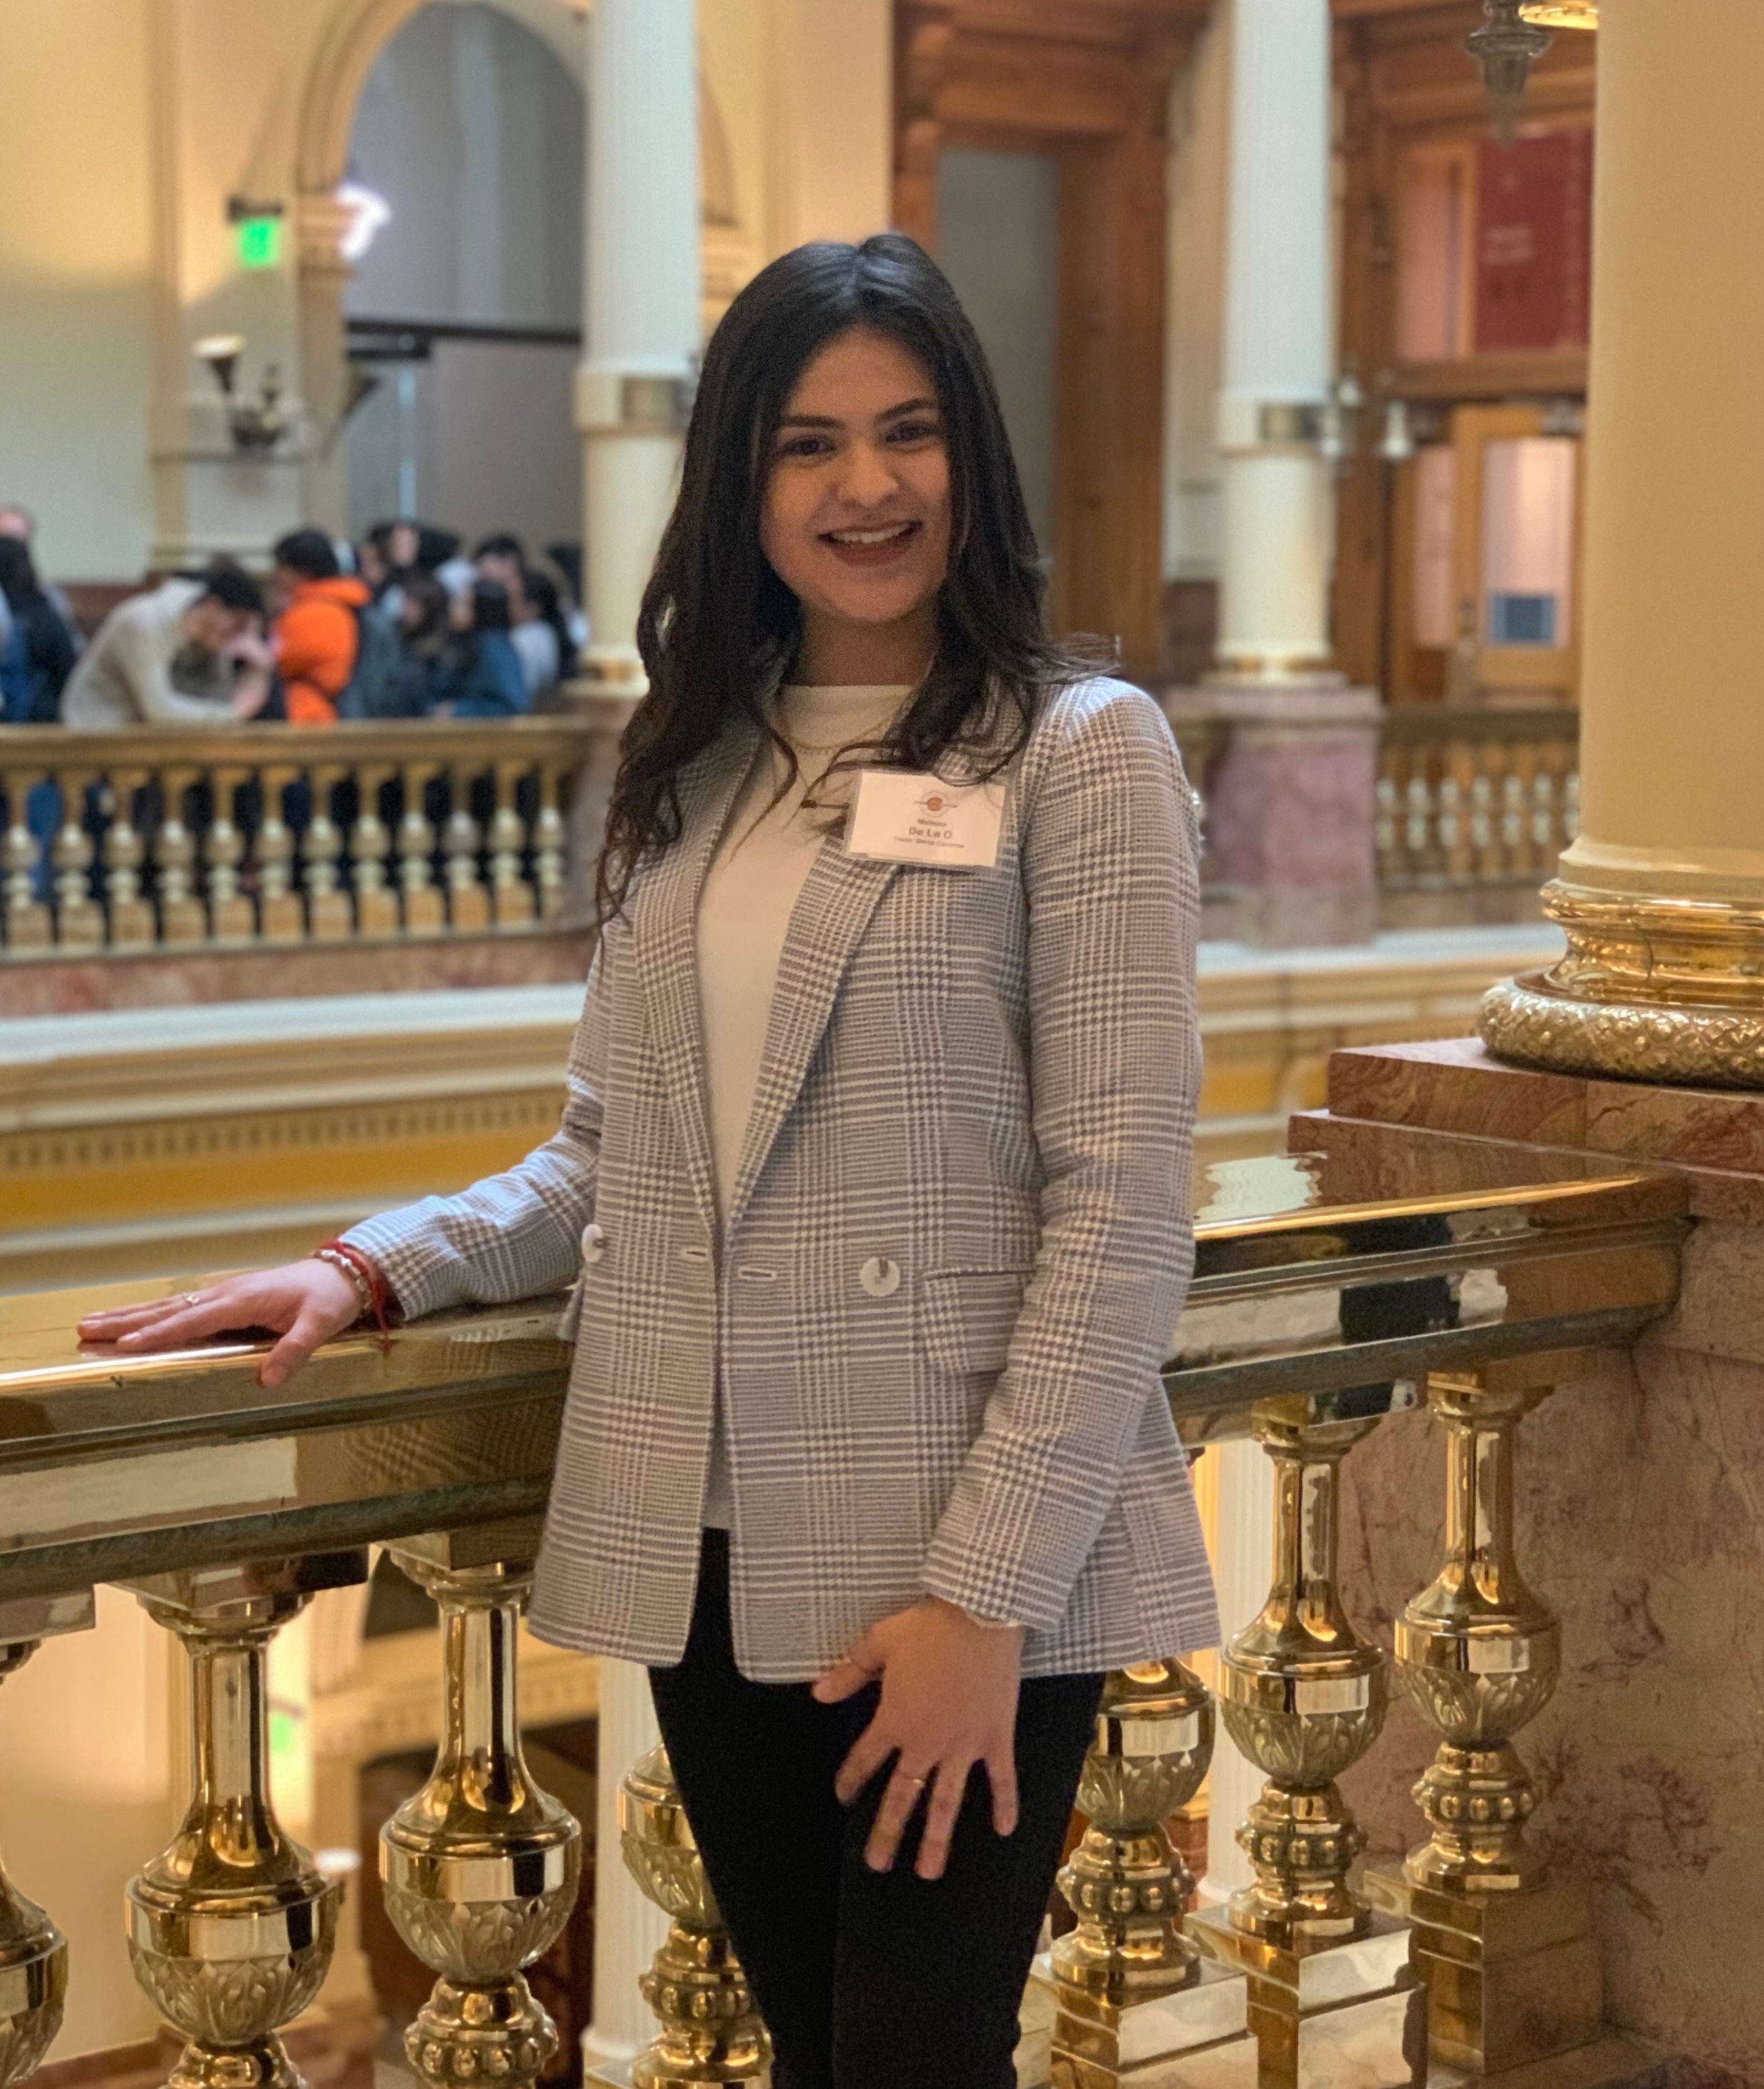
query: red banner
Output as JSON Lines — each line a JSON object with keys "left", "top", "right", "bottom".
{"left": 1476, "top": 128, "right": 1594, "bottom": 354}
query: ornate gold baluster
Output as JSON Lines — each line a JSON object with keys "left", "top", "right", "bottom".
{"left": 1040, "top": 1662, "right": 1253, "bottom": 2088}
{"left": 1374, "top": 771, "right": 1398, "bottom": 885}
{"left": 1193, "top": 1399, "right": 1423, "bottom": 2089}
{"left": 2, "top": 773, "right": 52, "bottom": 951}
{"left": 441, "top": 766, "right": 491, "bottom": 932}
{"left": 585, "top": 1744, "right": 769, "bottom": 2089}
{"left": 102, "top": 768, "right": 157, "bottom": 948}
{"left": 380, "top": 1526, "right": 581, "bottom": 2089}
{"left": 488, "top": 760, "right": 535, "bottom": 928}
{"left": 254, "top": 765, "right": 305, "bottom": 943}
{"left": 154, "top": 766, "right": 208, "bottom": 945}
{"left": 123, "top": 1555, "right": 367, "bottom": 2089}
{"left": 204, "top": 766, "right": 254, "bottom": 943}
{"left": 397, "top": 761, "right": 446, "bottom": 936}
{"left": 49, "top": 769, "right": 102, "bottom": 948}
{"left": 1389, "top": 1369, "right": 1599, "bottom": 2075}
{"left": 531, "top": 762, "right": 568, "bottom": 925}
{"left": 0, "top": 1590, "right": 94, "bottom": 2088}
{"left": 349, "top": 763, "right": 398, "bottom": 938}
{"left": 300, "top": 765, "right": 352, "bottom": 940}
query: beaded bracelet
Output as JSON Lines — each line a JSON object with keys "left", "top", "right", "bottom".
{"left": 310, "top": 1240, "right": 396, "bottom": 1341}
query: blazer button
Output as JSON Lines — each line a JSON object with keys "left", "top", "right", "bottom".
{"left": 580, "top": 1222, "right": 605, "bottom": 1265}
{"left": 859, "top": 1255, "right": 901, "bottom": 1298}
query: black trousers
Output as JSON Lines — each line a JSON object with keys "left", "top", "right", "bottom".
{"left": 648, "top": 1529, "right": 1103, "bottom": 2089}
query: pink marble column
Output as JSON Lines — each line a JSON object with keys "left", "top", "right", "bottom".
{"left": 1165, "top": 683, "right": 1380, "bottom": 948}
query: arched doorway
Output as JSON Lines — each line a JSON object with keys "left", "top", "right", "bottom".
{"left": 341, "top": 3, "right": 585, "bottom": 565}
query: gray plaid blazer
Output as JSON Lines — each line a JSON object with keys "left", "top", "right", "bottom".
{"left": 346, "top": 676, "right": 1218, "bottom": 1681}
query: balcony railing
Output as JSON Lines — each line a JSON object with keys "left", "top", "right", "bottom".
{"left": 1376, "top": 706, "right": 1580, "bottom": 895}
{"left": 0, "top": 1148, "right": 1686, "bottom": 2089}
{"left": 0, "top": 719, "right": 608, "bottom": 961}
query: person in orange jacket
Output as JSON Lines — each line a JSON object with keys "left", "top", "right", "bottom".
{"left": 271, "top": 530, "right": 371, "bottom": 724}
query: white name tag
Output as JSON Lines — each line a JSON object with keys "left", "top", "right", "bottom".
{"left": 845, "top": 769, "right": 1005, "bottom": 868}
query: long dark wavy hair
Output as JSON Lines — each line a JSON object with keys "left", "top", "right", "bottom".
{"left": 593, "top": 233, "right": 1099, "bottom": 925}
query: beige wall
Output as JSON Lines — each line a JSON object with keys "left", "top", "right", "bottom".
{"left": 0, "top": 0, "right": 891, "bottom": 582}
{"left": 0, "top": 0, "right": 155, "bottom": 580}
{"left": 0, "top": 1590, "right": 180, "bottom": 2056}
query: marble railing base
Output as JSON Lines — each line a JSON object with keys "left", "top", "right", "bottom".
{"left": 2, "top": 927, "right": 595, "bottom": 1018}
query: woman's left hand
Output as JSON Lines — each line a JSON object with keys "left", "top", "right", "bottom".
{"left": 812, "top": 1597, "right": 1024, "bottom": 1880}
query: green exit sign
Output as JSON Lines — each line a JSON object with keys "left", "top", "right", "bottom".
{"left": 236, "top": 214, "right": 283, "bottom": 270}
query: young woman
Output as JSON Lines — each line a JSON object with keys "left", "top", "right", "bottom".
{"left": 79, "top": 235, "right": 1216, "bottom": 2089}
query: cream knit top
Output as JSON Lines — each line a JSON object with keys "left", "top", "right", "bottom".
{"left": 695, "top": 681, "right": 912, "bottom": 1526}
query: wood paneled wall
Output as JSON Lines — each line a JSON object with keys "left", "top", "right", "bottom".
{"left": 1331, "top": 1, "right": 1597, "bottom": 696}
{"left": 895, "top": 0, "right": 1210, "bottom": 674}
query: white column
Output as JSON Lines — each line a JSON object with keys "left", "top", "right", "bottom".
{"left": 1197, "top": 1438, "right": 1274, "bottom": 1905}
{"left": 575, "top": 0, "right": 701, "bottom": 686}
{"left": 581, "top": 1660, "right": 671, "bottom": 2071}
{"left": 1213, "top": 0, "right": 1335, "bottom": 681}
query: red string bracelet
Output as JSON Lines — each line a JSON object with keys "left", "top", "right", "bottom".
{"left": 311, "top": 1238, "right": 398, "bottom": 1349}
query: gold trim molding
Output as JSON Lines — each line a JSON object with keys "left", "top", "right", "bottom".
{"left": 1481, "top": 879, "right": 1764, "bottom": 1086}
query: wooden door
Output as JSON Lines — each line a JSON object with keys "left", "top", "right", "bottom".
{"left": 1390, "top": 402, "right": 1582, "bottom": 706}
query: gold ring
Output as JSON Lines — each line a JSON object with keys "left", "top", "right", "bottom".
{"left": 901, "top": 1774, "right": 927, "bottom": 1789}
{"left": 180, "top": 1292, "right": 203, "bottom": 1308}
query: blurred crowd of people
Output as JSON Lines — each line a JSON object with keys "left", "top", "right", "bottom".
{"left": 0, "top": 508, "right": 587, "bottom": 733}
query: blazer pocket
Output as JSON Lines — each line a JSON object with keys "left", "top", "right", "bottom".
{"left": 920, "top": 1267, "right": 1031, "bottom": 1377}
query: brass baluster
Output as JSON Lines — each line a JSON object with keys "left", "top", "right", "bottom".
{"left": 1041, "top": 1662, "right": 1253, "bottom": 2088}
{"left": 586, "top": 1744, "right": 769, "bottom": 2089}
{"left": 1499, "top": 768, "right": 1525, "bottom": 875}
{"left": 253, "top": 766, "right": 304, "bottom": 943}
{"left": 1402, "top": 771, "right": 1432, "bottom": 877}
{"left": 1193, "top": 1398, "right": 1423, "bottom": 2088}
{"left": 397, "top": 761, "right": 446, "bottom": 936}
{"left": 531, "top": 762, "right": 568, "bottom": 925}
{"left": 1, "top": 774, "right": 52, "bottom": 951}
{"left": 300, "top": 765, "right": 351, "bottom": 940}
{"left": 441, "top": 766, "right": 491, "bottom": 932}
{"left": 0, "top": 1589, "right": 96, "bottom": 2088}
{"left": 204, "top": 766, "right": 254, "bottom": 943}
{"left": 102, "top": 769, "right": 157, "bottom": 948}
{"left": 381, "top": 1526, "right": 581, "bottom": 2089}
{"left": 1374, "top": 771, "right": 1398, "bottom": 885}
{"left": 349, "top": 764, "right": 398, "bottom": 938}
{"left": 49, "top": 769, "right": 102, "bottom": 948}
{"left": 1468, "top": 747, "right": 1498, "bottom": 883}
{"left": 122, "top": 1556, "right": 367, "bottom": 2089}
{"left": 1390, "top": 1369, "right": 1600, "bottom": 2075}
{"left": 154, "top": 766, "right": 208, "bottom": 945}
{"left": 488, "top": 760, "right": 535, "bottom": 928}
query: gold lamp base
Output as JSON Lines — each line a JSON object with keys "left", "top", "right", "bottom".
{"left": 1481, "top": 879, "right": 1764, "bottom": 1088}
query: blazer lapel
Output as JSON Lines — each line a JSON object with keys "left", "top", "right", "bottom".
{"left": 630, "top": 721, "right": 761, "bottom": 1243}
{"left": 725, "top": 838, "right": 902, "bottom": 1235}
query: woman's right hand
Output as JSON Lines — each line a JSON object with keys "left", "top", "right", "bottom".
{"left": 76, "top": 1260, "right": 366, "bottom": 1388}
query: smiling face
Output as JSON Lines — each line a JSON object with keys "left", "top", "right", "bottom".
{"left": 760, "top": 326, "right": 952, "bottom": 683}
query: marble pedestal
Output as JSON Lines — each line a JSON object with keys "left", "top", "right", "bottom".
{"left": 1162, "top": 682, "right": 1380, "bottom": 950}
